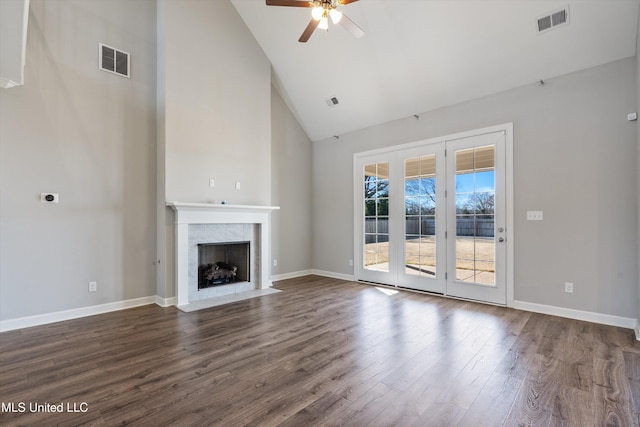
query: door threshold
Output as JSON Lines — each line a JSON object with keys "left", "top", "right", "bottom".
{"left": 356, "top": 279, "right": 506, "bottom": 307}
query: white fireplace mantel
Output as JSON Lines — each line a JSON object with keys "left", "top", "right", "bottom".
{"left": 167, "top": 202, "right": 280, "bottom": 308}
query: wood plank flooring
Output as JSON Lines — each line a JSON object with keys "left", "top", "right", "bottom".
{"left": 1, "top": 275, "right": 639, "bottom": 426}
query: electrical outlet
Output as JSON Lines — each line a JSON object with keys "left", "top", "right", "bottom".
{"left": 273, "top": 259, "right": 278, "bottom": 267}
{"left": 349, "top": 259, "right": 353, "bottom": 266}
{"left": 235, "top": 181, "right": 241, "bottom": 190}
{"left": 88, "top": 281, "right": 97, "bottom": 292}
{"left": 209, "top": 179, "right": 215, "bottom": 188}
{"left": 564, "top": 282, "right": 573, "bottom": 293}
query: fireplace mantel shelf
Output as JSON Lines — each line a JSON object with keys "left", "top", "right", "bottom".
{"left": 167, "top": 202, "right": 280, "bottom": 213}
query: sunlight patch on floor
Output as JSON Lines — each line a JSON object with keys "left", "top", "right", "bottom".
{"left": 375, "top": 287, "right": 398, "bottom": 296}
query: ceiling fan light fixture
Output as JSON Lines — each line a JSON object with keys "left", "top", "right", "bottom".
{"left": 265, "top": 0, "right": 363, "bottom": 42}
{"left": 311, "top": 6, "right": 323, "bottom": 20}
{"left": 329, "top": 9, "right": 342, "bottom": 24}
{"left": 318, "top": 15, "right": 329, "bottom": 30}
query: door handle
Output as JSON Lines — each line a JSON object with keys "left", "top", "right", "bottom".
{"left": 498, "top": 237, "right": 504, "bottom": 242}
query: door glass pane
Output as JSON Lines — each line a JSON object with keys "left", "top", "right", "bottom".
{"left": 404, "top": 155, "right": 437, "bottom": 277}
{"left": 364, "top": 162, "right": 390, "bottom": 272}
{"left": 454, "top": 146, "right": 495, "bottom": 285}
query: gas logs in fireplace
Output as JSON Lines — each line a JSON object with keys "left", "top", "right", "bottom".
{"left": 199, "top": 262, "right": 238, "bottom": 286}
{"left": 197, "top": 241, "right": 250, "bottom": 290}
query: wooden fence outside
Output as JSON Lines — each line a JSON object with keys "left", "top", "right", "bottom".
{"left": 365, "top": 218, "right": 494, "bottom": 238}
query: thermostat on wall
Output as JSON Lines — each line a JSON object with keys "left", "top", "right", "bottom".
{"left": 627, "top": 112, "right": 637, "bottom": 121}
{"left": 41, "top": 193, "right": 59, "bottom": 203}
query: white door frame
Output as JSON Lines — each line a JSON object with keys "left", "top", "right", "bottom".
{"left": 353, "top": 123, "right": 514, "bottom": 307}
{"left": 445, "top": 131, "right": 507, "bottom": 304}
{"left": 354, "top": 152, "right": 396, "bottom": 286}
{"left": 394, "top": 143, "right": 447, "bottom": 294}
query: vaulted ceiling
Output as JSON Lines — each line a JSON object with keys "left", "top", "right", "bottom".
{"left": 231, "top": 0, "right": 639, "bottom": 141}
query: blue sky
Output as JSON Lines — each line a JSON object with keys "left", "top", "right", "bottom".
{"left": 403, "top": 170, "right": 494, "bottom": 197}
{"left": 457, "top": 171, "right": 494, "bottom": 194}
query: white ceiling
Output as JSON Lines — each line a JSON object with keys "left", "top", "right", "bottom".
{"left": 231, "top": 0, "right": 639, "bottom": 141}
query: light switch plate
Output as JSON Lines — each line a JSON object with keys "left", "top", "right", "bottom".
{"left": 527, "top": 211, "right": 543, "bottom": 221}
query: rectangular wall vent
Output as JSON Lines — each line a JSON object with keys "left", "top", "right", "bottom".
{"left": 536, "top": 6, "right": 569, "bottom": 34}
{"left": 99, "top": 43, "right": 130, "bottom": 78}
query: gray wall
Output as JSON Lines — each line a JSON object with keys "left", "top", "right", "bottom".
{"left": 636, "top": 10, "right": 640, "bottom": 325}
{"left": 162, "top": 0, "right": 271, "bottom": 206}
{"left": 271, "top": 85, "right": 312, "bottom": 276}
{"left": 156, "top": 0, "right": 168, "bottom": 299}
{"left": 0, "top": 0, "right": 157, "bottom": 320}
{"left": 157, "top": 0, "right": 272, "bottom": 298}
{"left": 313, "top": 58, "right": 638, "bottom": 319}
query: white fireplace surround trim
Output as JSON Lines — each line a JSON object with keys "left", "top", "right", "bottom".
{"left": 167, "top": 202, "right": 280, "bottom": 308}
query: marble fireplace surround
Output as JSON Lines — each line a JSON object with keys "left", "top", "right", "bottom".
{"left": 167, "top": 202, "right": 280, "bottom": 309}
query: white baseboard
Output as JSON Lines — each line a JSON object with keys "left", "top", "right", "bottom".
{"left": 513, "top": 300, "right": 637, "bottom": 330}
{"left": 271, "top": 270, "right": 313, "bottom": 282}
{"left": 6, "top": 292, "right": 634, "bottom": 336}
{"left": 155, "top": 295, "right": 176, "bottom": 307}
{"left": 0, "top": 296, "right": 156, "bottom": 333}
{"left": 311, "top": 269, "right": 355, "bottom": 282}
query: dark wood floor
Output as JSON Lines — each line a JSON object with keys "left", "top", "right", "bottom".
{"left": 1, "top": 275, "right": 639, "bottom": 426}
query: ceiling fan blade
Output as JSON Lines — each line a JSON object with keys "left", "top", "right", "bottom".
{"left": 339, "top": 13, "right": 364, "bottom": 38}
{"left": 339, "top": 0, "right": 359, "bottom": 4}
{"left": 266, "top": 0, "right": 313, "bottom": 7}
{"left": 299, "top": 18, "right": 320, "bottom": 43}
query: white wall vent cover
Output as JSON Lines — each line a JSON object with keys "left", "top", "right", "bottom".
{"left": 536, "top": 6, "right": 569, "bottom": 34}
{"left": 99, "top": 43, "right": 130, "bottom": 78}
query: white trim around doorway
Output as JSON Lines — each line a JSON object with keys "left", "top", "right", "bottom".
{"left": 353, "top": 123, "right": 514, "bottom": 307}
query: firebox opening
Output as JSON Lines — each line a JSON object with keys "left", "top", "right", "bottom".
{"left": 197, "top": 241, "right": 250, "bottom": 289}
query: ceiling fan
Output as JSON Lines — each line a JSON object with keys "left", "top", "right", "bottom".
{"left": 266, "top": 0, "right": 364, "bottom": 43}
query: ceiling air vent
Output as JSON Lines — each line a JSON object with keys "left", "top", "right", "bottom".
{"left": 536, "top": 6, "right": 569, "bottom": 34}
{"left": 326, "top": 97, "right": 339, "bottom": 107}
{"left": 99, "top": 43, "right": 130, "bottom": 78}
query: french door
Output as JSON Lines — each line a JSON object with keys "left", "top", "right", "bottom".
{"left": 354, "top": 126, "right": 511, "bottom": 305}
